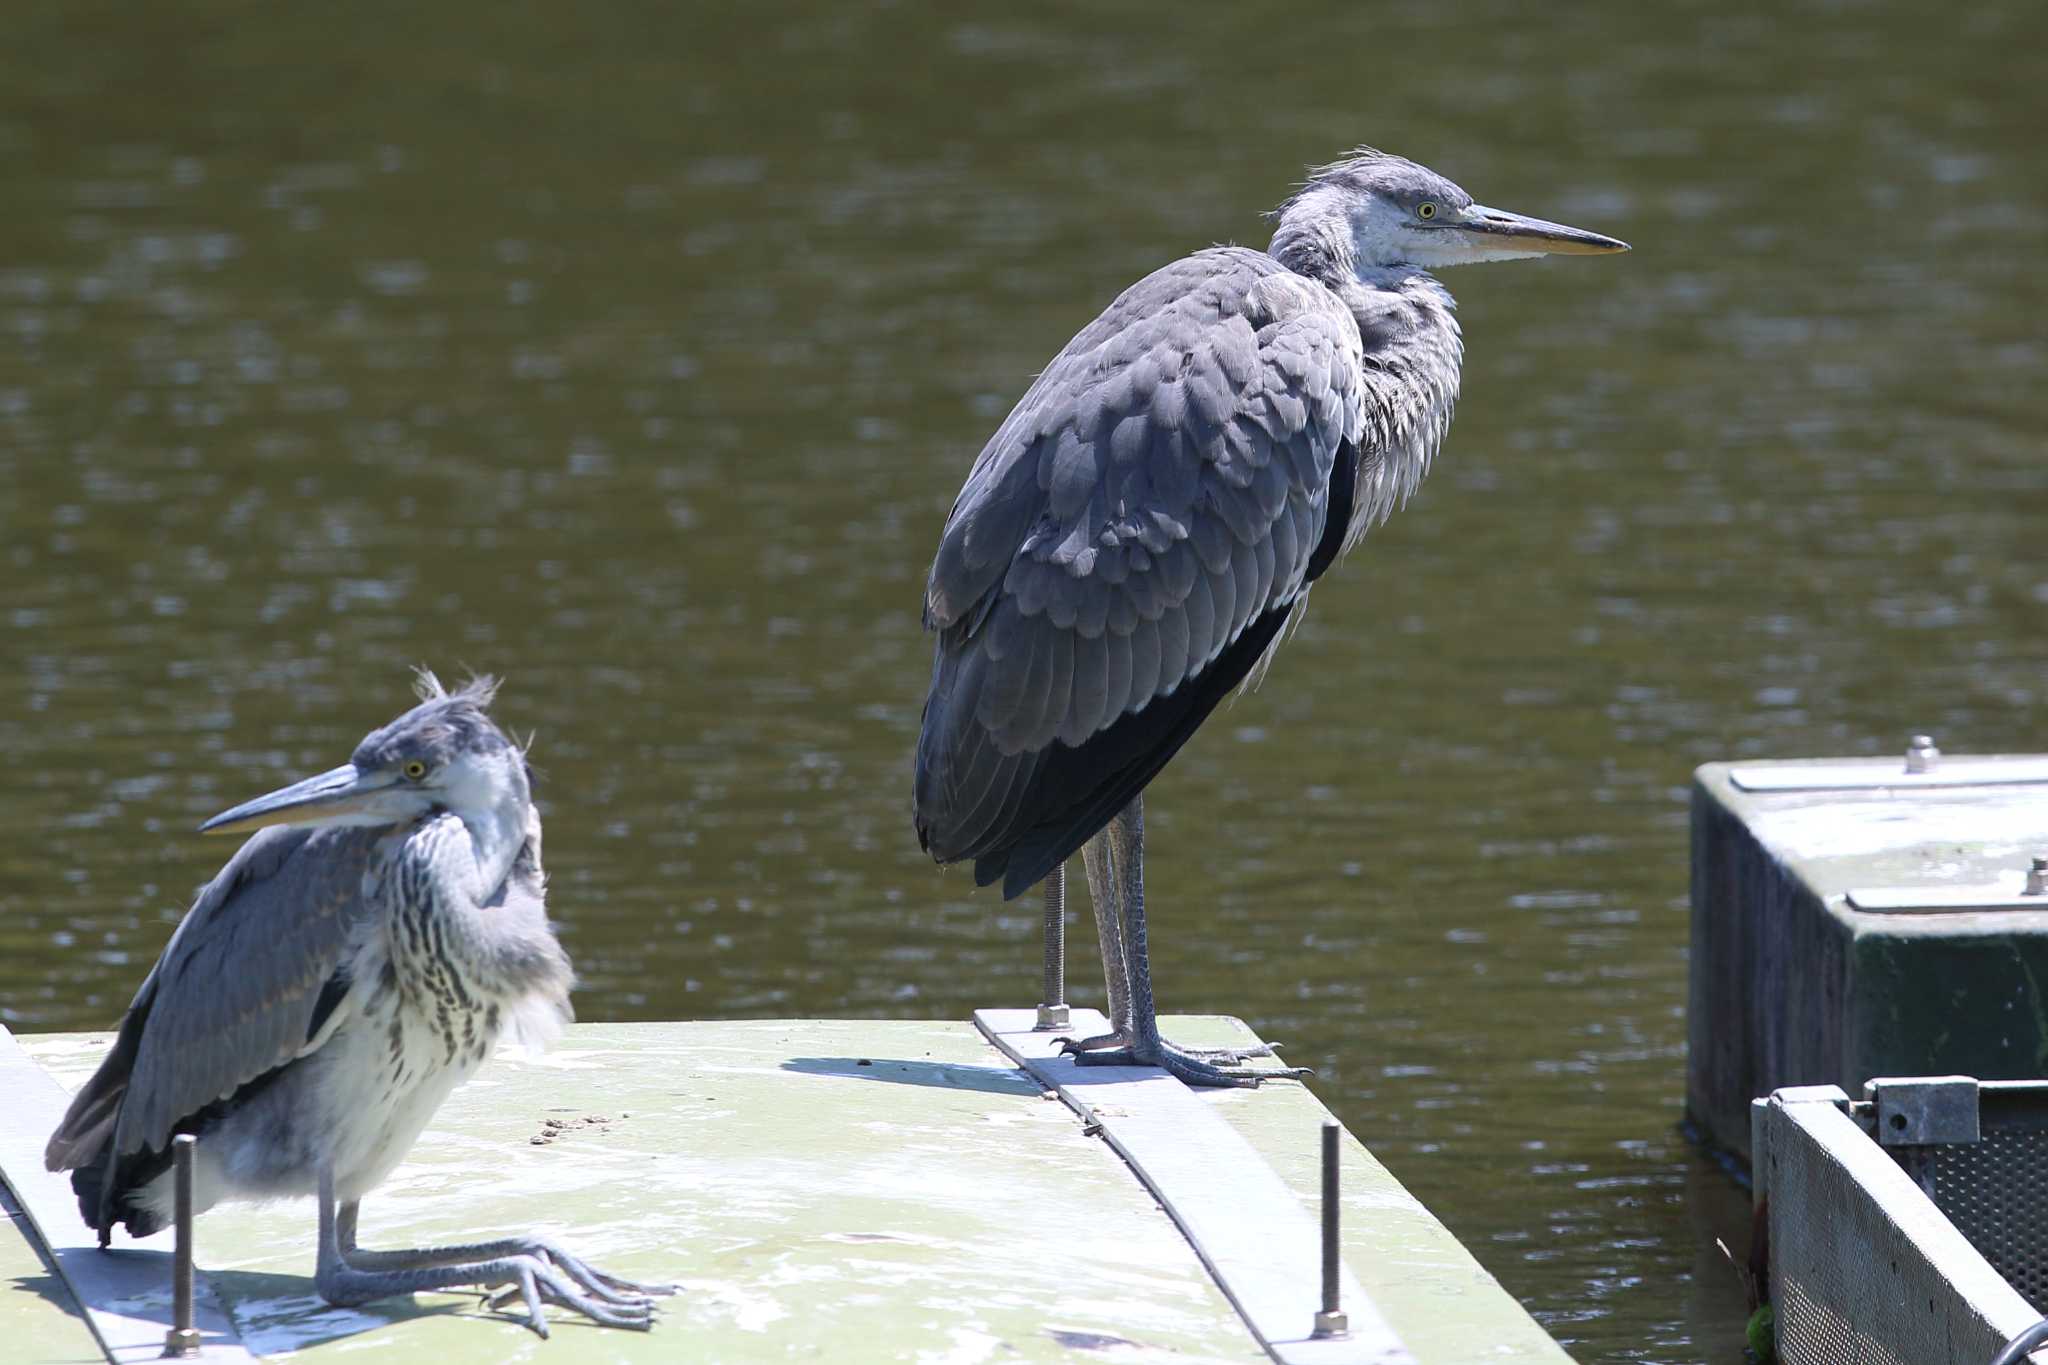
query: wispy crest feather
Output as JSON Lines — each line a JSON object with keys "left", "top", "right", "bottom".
{"left": 1266, "top": 145, "right": 1391, "bottom": 220}
{"left": 411, "top": 667, "right": 502, "bottom": 710}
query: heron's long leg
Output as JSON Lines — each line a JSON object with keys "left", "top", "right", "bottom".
{"left": 1061, "top": 834, "right": 1134, "bottom": 1052}
{"left": 1077, "top": 801, "right": 1273, "bottom": 1063}
{"left": 314, "top": 1169, "right": 662, "bottom": 1336}
{"left": 1064, "top": 797, "right": 1308, "bottom": 1087}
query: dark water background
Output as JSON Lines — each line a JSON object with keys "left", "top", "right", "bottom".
{"left": 3, "top": 3, "right": 2045, "bottom": 1360}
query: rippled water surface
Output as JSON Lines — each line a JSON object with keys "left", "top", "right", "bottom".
{"left": 4, "top": 4, "right": 2045, "bottom": 1360}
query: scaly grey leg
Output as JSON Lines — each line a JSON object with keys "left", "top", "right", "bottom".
{"left": 1060, "top": 815, "right": 1136, "bottom": 1054}
{"left": 315, "top": 1170, "right": 663, "bottom": 1336}
{"left": 1064, "top": 797, "right": 1309, "bottom": 1087}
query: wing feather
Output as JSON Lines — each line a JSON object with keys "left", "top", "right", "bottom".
{"left": 1100, "top": 627, "right": 1135, "bottom": 726}
{"left": 1196, "top": 556, "right": 1228, "bottom": 663}
{"left": 915, "top": 246, "right": 1368, "bottom": 884}
{"left": 49, "top": 825, "right": 379, "bottom": 1173}
{"left": 1061, "top": 630, "right": 1110, "bottom": 747}
{"left": 1125, "top": 614, "right": 1164, "bottom": 710}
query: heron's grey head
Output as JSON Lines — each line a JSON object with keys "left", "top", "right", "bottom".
{"left": 1271, "top": 147, "right": 1628, "bottom": 275}
{"left": 200, "top": 671, "right": 532, "bottom": 836}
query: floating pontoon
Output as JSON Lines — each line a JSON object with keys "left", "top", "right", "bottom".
{"left": 2, "top": 1013, "right": 1569, "bottom": 1363}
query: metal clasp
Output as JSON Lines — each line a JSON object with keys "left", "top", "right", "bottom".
{"left": 1867, "top": 1077, "right": 1980, "bottom": 1147}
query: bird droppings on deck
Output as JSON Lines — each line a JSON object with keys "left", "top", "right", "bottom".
{"left": 528, "top": 1113, "right": 621, "bottom": 1146}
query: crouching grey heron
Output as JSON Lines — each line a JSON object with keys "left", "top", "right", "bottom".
{"left": 45, "top": 672, "right": 671, "bottom": 1335}
{"left": 914, "top": 148, "right": 1627, "bottom": 1086}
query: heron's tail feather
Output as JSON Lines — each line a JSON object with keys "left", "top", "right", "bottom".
{"left": 66, "top": 1154, "right": 166, "bottom": 1245}
{"left": 66, "top": 1158, "right": 110, "bottom": 1246}
{"left": 43, "top": 1088, "right": 120, "bottom": 1173}
{"left": 44, "top": 1010, "right": 145, "bottom": 1173}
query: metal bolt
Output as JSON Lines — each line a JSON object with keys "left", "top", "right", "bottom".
{"left": 162, "top": 1134, "right": 201, "bottom": 1358}
{"left": 1905, "top": 734, "right": 1940, "bottom": 774}
{"left": 1311, "top": 1120, "right": 1349, "bottom": 1339}
{"left": 2026, "top": 857, "right": 2048, "bottom": 898}
{"left": 1035, "top": 864, "right": 1069, "bottom": 1030}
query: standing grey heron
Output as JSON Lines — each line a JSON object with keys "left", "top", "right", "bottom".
{"left": 44, "top": 673, "right": 669, "bottom": 1335}
{"left": 913, "top": 148, "right": 1627, "bottom": 1087}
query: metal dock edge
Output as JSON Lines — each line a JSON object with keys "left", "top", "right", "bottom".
{"left": 977, "top": 1008, "right": 1410, "bottom": 1365}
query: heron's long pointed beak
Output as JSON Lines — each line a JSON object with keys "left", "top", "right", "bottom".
{"left": 1457, "top": 203, "right": 1630, "bottom": 255}
{"left": 199, "top": 764, "right": 395, "bottom": 835}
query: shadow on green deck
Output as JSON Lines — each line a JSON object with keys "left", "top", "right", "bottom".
{"left": 5, "top": 1271, "right": 80, "bottom": 1322}
{"left": 780, "top": 1054, "right": 1045, "bottom": 1093}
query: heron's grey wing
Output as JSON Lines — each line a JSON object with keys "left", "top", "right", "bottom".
{"left": 47, "top": 824, "right": 380, "bottom": 1171}
{"left": 916, "top": 248, "right": 1365, "bottom": 893}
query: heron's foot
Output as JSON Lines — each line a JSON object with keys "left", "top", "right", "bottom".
{"left": 318, "top": 1253, "right": 660, "bottom": 1337}
{"left": 1073, "top": 1036, "right": 1311, "bottom": 1089}
{"left": 339, "top": 1233, "right": 675, "bottom": 1306}
{"left": 1058, "top": 1029, "right": 1129, "bottom": 1056}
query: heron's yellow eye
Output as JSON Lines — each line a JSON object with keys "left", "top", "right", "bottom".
{"left": 1417, "top": 201, "right": 1438, "bottom": 220}
{"left": 403, "top": 760, "right": 427, "bottom": 780}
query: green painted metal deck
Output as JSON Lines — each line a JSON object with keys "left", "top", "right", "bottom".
{"left": 2, "top": 1018, "right": 1567, "bottom": 1363}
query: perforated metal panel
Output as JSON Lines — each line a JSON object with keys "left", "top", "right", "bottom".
{"left": 1931, "top": 1127, "right": 2048, "bottom": 1311}
{"left": 1761, "top": 1088, "right": 2044, "bottom": 1365}
{"left": 1771, "top": 1103, "right": 1957, "bottom": 1365}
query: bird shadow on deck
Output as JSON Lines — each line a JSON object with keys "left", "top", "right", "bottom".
{"left": 778, "top": 1056, "right": 1043, "bottom": 1096}
{"left": 4, "top": 1260, "right": 471, "bottom": 1358}
{"left": 208, "top": 1268, "right": 495, "bottom": 1355}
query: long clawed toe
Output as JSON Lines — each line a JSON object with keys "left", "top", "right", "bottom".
{"left": 1058, "top": 1029, "right": 1129, "bottom": 1056}
{"left": 1065, "top": 1033, "right": 1278, "bottom": 1064}
{"left": 1177, "top": 1040, "right": 1282, "bottom": 1063}
{"left": 528, "top": 1241, "right": 680, "bottom": 1303}
{"left": 1067, "top": 1038, "right": 1312, "bottom": 1089}
{"left": 482, "top": 1257, "right": 663, "bottom": 1335}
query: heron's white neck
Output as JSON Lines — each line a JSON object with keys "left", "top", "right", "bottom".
{"left": 438, "top": 749, "right": 531, "bottom": 897}
{"left": 1333, "top": 267, "right": 1464, "bottom": 550}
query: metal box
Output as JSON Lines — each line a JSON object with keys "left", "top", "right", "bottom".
{"left": 1688, "top": 748, "right": 2048, "bottom": 1163}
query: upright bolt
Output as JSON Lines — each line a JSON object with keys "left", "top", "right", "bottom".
{"left": 1311, "top": 1120, "right": 1349, "bottom": 1339}
{"left": 1905, "top": 734, "right": 1940, "bottom": 774}
{"left": 162, "top": 1134, "right": 200, "bottom": 1358}
{"left": 2026, "top": 857, "right": 2047, "bottom": 898}
{"left": 1035, "top": 863, "right": 1069, "bottom": 1030}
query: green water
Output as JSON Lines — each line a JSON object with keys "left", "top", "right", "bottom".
{"left": 3, "top": 3, "right": 2044, "bottom": 1360}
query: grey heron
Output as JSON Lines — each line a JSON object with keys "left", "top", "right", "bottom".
{"left": 45, "top": 672, "right": 670, "bottom": 1335}
{"left": 913, "top": 148, "right": 1627, "bottom": 1087}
